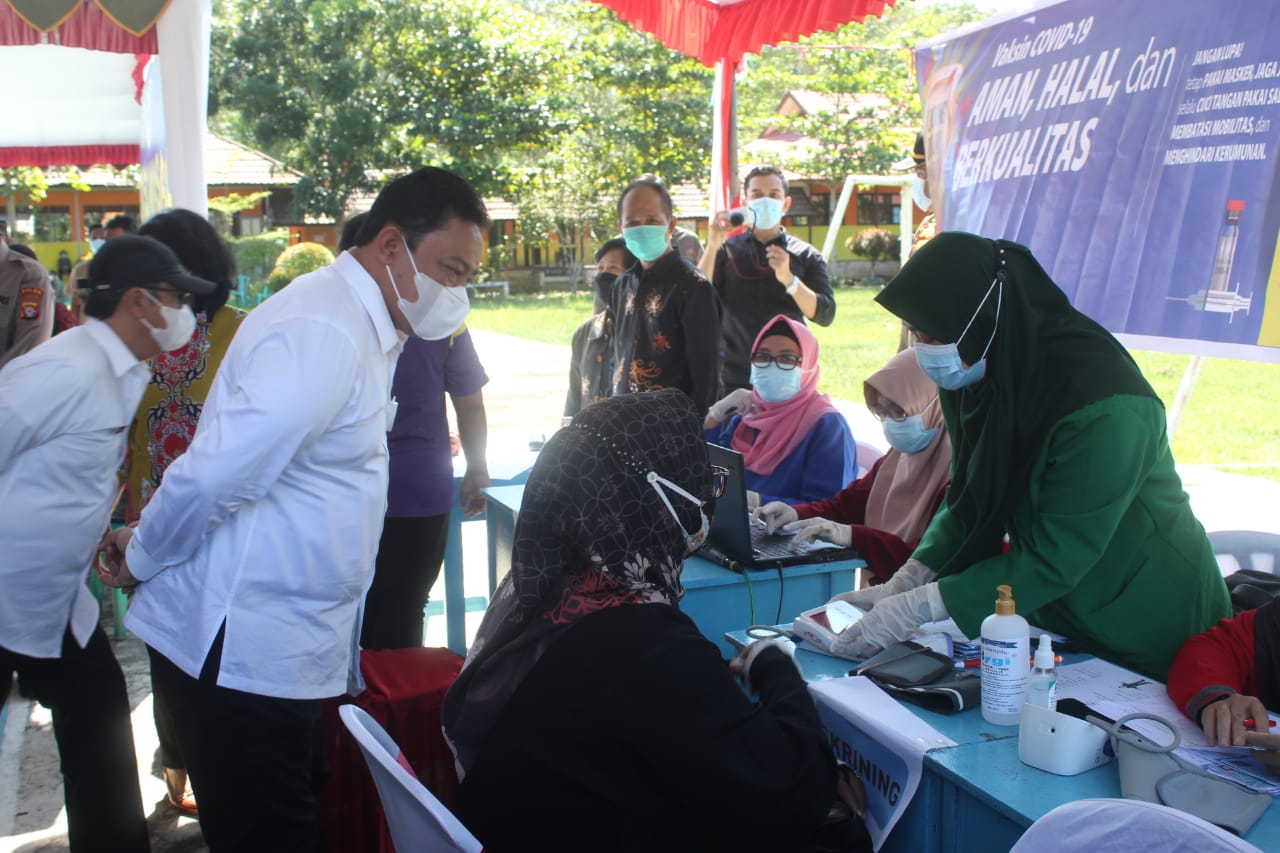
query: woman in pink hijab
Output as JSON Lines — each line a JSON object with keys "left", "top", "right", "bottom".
{"left": 704, "top": 314, "right": 856, "bottom": 506}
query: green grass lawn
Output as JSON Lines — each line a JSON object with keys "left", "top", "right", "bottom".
{"left": 467, "top": 288, "right": 1280, "bottom": 481}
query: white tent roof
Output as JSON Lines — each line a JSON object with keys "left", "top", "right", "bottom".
{"left": 0, "top": 44, "right": 142, "bottom": 149}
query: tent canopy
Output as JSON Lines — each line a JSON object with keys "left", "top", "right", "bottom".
{"left": 592, "top": 0, "right": 894, "bottom": 67}
{"left": 592, "top": 0, "right": 897, "bottom": 214}
{"left": 0, "top": 1, "right": 210, "bottom": 216}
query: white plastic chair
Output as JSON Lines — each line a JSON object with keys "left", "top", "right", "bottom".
{"left": 339, "top": 704, "right": 483, "bottom": 853}
{"left": 1208, "top": 530, "right": 1280, "bottom": 576}
{"left": 854, "top": 440, "right": 885, "bottom": 479}
{"left": 1010, "top": 798, "right": 1263, "bottom": 853}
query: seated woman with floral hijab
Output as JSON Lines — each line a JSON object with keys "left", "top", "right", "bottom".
{"left": 442, "top": 389, "right": 863, "bottom": 853}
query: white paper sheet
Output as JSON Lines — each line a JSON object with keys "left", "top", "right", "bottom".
{"left": 809, "top": 677, "right": 957, "bottom": 850}
{"left": 1056, "top": 658, "right": 1280, "bottom": 792}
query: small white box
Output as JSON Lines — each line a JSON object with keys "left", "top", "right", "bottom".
{"left": 1018, "top": 702, "right": 1113, "bottom": 776}
{"left": 791, "top": 601, "right": 865, "bottom": 659}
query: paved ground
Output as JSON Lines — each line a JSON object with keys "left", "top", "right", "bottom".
{"left": 2, "top": 328, "right": 1278, "bottom": 851}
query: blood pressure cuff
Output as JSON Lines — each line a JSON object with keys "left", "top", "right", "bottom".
{"left": 854, "top": 641, "right": 982, "bottom": 714}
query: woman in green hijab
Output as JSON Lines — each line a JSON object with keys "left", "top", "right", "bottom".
{"left": 832, "top": 231, "right": 1229, "bottom": 680}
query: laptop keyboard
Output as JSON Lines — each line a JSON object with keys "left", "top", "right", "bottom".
{"left": 750, "top": 527, "right": 805, "bottom": 558}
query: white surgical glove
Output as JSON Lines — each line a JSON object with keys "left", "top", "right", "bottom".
{"left": 746, "top": 490, "right": 761, "bottom": 511}
{"left": 828, "top": 557, "right": 937, "bottom": 611}
{"left": 784, "top": 517, "right": 852, "bottom": 548}
{"left": 753, "top": 501, "right": 798, "bottom": 534}
{"left": 708, "top": 387, "right": 756, "bottom": 424}
{"left": 832, "top": 582, "right": 949, "bottom": 660}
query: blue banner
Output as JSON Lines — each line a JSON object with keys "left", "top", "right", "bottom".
{"left": 916, "top": 0, "right": 1280, "bottom": 362}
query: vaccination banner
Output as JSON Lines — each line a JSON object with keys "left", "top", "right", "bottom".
{"left": 915, "top": 0, "right": 1280, "bottom": 362}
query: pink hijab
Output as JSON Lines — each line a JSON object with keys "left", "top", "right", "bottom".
{"left": 732, "top": 315, "right": 840, "bottom": 476}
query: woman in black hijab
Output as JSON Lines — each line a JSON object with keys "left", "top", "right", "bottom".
{"left": 443, "top": 389, "right": 846, "bottom": 852}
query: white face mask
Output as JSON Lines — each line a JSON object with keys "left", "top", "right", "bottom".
{"left": 140, "top": 289, "right": 197, "bottom": 352}
{"left": 647, "top": 470, "right": 709, "bottom": 554}
{"left": 386, "top": 236, "right": 470, "bottom": 340}
{"left": 89, "top": 238, "right": 105, "bottom": 253}
{"left": 910, "top": 177, "right": 932, "bottom": 212}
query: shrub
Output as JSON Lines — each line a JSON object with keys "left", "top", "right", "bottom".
{"left": 845, "top": 228, "right": 901, "bottom": 280}
{"left": 231, "top": 230, "right": 288, "bottom": 281}
{"left": 266, "top": 241, "right": 335, "bottom": 294}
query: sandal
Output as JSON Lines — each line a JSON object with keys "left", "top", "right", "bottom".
{"left": 162, "top": 767, "right": 199, "bottom": 819}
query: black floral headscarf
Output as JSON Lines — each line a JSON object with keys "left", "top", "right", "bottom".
{"left": 442, "top": 389, "right": 711, "bottom": 777}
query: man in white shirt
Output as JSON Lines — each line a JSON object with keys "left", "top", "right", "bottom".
{"left": 0, "top": 235, "right": 215, "bottom": 853}
{"left": 100, "top": 167, "right": 488, "bottom": 850}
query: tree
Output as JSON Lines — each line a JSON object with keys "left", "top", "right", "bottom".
{"left": 508, "top": 2, "right": 714, "bottom": 259}
{"left": 736, "top": 2, "right": 986, "bottom": 179}
{"left": 212, "top": 0, "right": 569, "bottom": 220}
{"left": 1, "top": 168, "right": 48, "bottom": 239}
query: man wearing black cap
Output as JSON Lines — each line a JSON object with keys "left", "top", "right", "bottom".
{"left": 0, "top": 235, "right": 215, "bottom": 853}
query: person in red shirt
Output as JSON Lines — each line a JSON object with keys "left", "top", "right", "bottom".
{"left": 1168, "top": 597, "right": 1280, "bottom": 764}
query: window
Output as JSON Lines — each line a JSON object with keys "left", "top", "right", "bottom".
{"left": 857, "top": 192, "right": 902, "bottom": 226}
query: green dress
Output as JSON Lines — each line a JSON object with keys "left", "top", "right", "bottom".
{"left": 915, "top": 394, "right": 1229, "bottom": 679}
{"left": 875, "top": 232, "right": 1230, "bottom": 681}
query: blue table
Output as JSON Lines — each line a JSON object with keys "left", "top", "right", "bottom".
{"left": 441, "top": 449, "right": 537, "bottom": 653}
{"left": 483, "top": 485, "right": 865, "bottom": 656}
{"left": 725, "top": 633, "right": 1280, "bottom": 851}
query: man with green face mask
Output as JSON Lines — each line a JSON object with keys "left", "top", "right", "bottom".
{"left": 701, "top": 165, "right": 835, "bottom": 394}
{"left": 608, "top": 174, "right": 723, "bottom": 416}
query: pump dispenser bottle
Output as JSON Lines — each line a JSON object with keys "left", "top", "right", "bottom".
{"left": 980, "top": 585, "right": 1030, "bottom": 725}
{"left": 1027, "top": 633, "right": 1058, "bottom": 710}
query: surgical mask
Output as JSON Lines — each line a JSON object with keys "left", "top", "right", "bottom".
{"left": 592, "top": 271, "right": 617, "bottom": 310}
{"left": 647, "top": 470, "right": 709, "bottom": 554}
{"left": 748, "top": 197, "right": 785, "bottom": 230}
{"left": 140, "top": 289, "right": 197, "bottom": 352}
{"left": 914, "top": 277, "right": 1002, "bottom": 391}
{"left": 622, "top": 225, "right": 670, "bottom": 263}
{"left": 882, "top": 415, "right": 939, "bottom": 454}
{"left": 750, "top": 363, "right": 803, "bottom": 403}
{"left": 387, "top": 236, "right": 470, "bottom": 340}
{"left": 910, "top": 177, "right": 932, "bottom": 212}
{"left": 89, "top": 238, "right": 105, "bottom": 253}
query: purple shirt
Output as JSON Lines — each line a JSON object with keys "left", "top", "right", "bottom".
{"left": 386, "top": 329, "right": 488, "bottom": 517}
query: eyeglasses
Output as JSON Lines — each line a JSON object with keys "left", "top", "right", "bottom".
{"left": 750, "top": 352, "right": 802, "bottom": 370}
{"left": 710, "top": 465, "right": 730, "bottom": 499}
{"left": 869, "top": 405, "right": 909, "bottom": 423}
{"left": 142, "top": 286, "right": 194, "bottom": 308}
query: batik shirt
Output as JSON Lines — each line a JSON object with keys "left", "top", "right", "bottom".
{"left": 607, "top": 250, "right": 721, "bottom": 415}
{"left": 123, "top": 305, "right": 247, "bottom": 522}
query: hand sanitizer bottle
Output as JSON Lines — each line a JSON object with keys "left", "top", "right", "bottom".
{"left": 981, "top": 584, "right": 1030, "bottom": 726}
{"left": 1026, "top": 633, "right": 1057, "bottom": 710}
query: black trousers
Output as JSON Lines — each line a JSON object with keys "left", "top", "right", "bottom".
{"left": 0, "top": 626, "right": 150, "bottom": 853}
{"left": 360, "top": 513, "right": 449, "bottom": 650}
{"left": 147, "top": 629, "right": 328, "bottom": 852}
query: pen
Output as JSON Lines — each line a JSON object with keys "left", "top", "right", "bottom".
{"left": 1242, "top": 719, "right": 1277, "bottom": 728}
